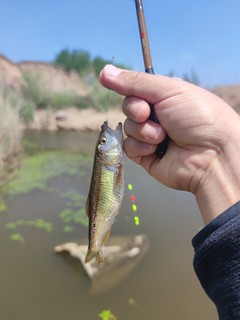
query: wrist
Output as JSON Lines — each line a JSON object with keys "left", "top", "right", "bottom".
{"left": 195, "top": 133, "right": 240, "bottom": 224}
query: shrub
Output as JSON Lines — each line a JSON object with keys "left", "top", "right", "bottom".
{"left": 22, "top": 72, "right": 50, "bottom": 109}
{"left": 55, "top": 49, "right": 91, "bottom": 74}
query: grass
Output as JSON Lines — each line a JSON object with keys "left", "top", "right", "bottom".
{"left": 21, "top": 70, "right": 122, "bottom": 113}
{"left": 0, "top": 89, "right": 23, "bottom": 186}
{"left": 0, "top": 65, "right": 123, "bottom": 135}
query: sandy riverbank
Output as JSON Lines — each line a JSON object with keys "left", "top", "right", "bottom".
{"left": 23, "top": 107, "right": 126, "bottom": 131}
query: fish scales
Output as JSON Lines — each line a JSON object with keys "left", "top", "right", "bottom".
{"left": 85, "top": 121, "right": 124, "bottom": 267}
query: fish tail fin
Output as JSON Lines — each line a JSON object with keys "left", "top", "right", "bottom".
{"left": 84, "top": 249, "right": 104, "bottom": 267}
{"left": 96, "top": 250, "right": 104, "bottom": 267}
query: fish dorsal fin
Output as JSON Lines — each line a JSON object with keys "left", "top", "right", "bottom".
{"left": 101, "top": 227, "right": 111, "bottom": 246}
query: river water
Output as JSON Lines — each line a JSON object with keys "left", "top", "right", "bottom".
{"left": 0, "top": 131, "right": 217, "bottom": 319}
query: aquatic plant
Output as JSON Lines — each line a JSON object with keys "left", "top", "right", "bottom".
{"left": 2, "top": 150, "right": 89, "bottom": 196}
{"left": 10, "top": 233, "right": 25, "bottom": 243}
{"left": 59, "top": 207, "right": 87, "bottom": 228}
{"left": 6, "top": 219, "right": 53, "bottom": 243}
{"left": 59, "top": 190, "right": 88, "bottom": 228}
{"left": 2, "top": 146, "right": 91, "bottom": 242}
{"left": 128, "top": 297, "right": 152, "bottom": 320}
{"left": 98, "top": 310, "right": 117, "bottom": 320}
{"left": 63, "top": 226, "right": 74, "bottom": 233}
{"left": 98, "top": 298, "right": 151, "bottom": 320}
{"left": 6, "top": 219, "right": 53, "bottom": 233}
{"left": 0, "top": 198, "right": 7, "bottom": 212}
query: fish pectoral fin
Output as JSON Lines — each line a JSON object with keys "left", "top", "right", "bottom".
{"left": 101, "top": 227, "right": 111, "bottom": 247}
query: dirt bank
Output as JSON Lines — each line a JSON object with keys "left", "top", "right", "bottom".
{"left": 23, "top": 107, "right": 126, "bottom": 131}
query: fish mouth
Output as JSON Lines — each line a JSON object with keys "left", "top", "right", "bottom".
{"left": 101, "top": 121, "right": 122, "bottom": 132}
{"left": 99, "top": 121, "right": 124, "bottom": 150}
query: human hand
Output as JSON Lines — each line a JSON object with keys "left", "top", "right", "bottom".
{"left": 100, "top": 65, "right": 240, "bottom": 223}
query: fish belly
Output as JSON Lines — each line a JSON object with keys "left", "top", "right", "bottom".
{"left": 85, "top": 162, "right": 124, "bottom": 266}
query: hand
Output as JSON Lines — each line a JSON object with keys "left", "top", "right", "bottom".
{"left": 100, "top": 65, "right": 240, "bottom": 223}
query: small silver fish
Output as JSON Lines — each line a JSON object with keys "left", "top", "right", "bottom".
{"left": 85, "top": 121, "right": 124, "bottom": 267}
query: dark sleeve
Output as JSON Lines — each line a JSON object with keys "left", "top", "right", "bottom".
{"left": 192, "top": 201, "right": 240, "bottom": 320}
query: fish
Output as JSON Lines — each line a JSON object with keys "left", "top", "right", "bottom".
{"left": 85, "top": 121, "right": 124, "bottom": 267}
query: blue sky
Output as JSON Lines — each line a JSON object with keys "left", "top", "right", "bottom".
{"left": 1, "top": 0, "right": 240, "bottom": 87}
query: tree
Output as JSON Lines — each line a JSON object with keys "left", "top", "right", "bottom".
{"left": 54, "top": 49, "right": 91, "bottom": 74}
{"left": 55, "top": 48, "right": 71, "bottom": 71}
{"left": 93, "top": 56, "right": 110, "bottom": 76}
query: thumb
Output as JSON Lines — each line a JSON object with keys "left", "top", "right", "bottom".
{"left": 99, "top": 64, "right": 182, "bottom": 105}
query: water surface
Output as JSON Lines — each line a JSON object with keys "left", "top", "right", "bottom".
{"left": 0, "top": 131, "right": 217, "bottom": 319}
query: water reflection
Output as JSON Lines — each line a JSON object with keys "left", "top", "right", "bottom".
{"left": 0, "top": 131, "right": 217, "bottom": 319}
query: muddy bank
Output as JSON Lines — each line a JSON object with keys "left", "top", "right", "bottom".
{"left": 23, "top": 107, "right": 126, "bottom": 131}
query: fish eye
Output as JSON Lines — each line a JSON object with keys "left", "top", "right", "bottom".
{"left": 100, "top": 136, "right": 107, "bottom": 145}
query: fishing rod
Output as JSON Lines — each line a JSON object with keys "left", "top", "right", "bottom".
{"left": 134, "top": 0, "right": 169, "bottom": 158}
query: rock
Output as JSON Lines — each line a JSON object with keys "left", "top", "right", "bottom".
{"left": 55, "top": 110, "right": 67, "bottom": 121}
{"left": 54, "top": 234, "right": 149, "bottom": 295}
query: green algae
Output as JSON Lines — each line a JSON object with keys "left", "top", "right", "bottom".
{"left": 10, "top": 233, "right": 25, "bottom": 243}
{"left": 3, "top": 150, "right": 90, "bottom": 196}
{"left": 2, "top": 142, "right": 91, "bottom": 242}
{"left": 0, "top": 198, "right": 7, "bottom": 212}
{"left": 6, "top": 219, "right": 53, "bottom": 233}
{"left": 59, "top": 190, "right": 88, "bottom": 228}
{"left": 63, "top": 225, "right": 74, "bottom": 233}
{"left": 98, "top": 310, "right": 117, "bottom": 320}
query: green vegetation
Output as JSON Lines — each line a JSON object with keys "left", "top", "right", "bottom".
{"left": 63, "top": 225, "right": 74, "bottom": 233}
{"left": 20, "top": 68, "right": 122, "bottom": 113}
{"left": 22, "top": 71, "right": 91, "bottom": 111}
{"left": 6, "top": 219, "right": 53, "bottom": 232}
{"left": 0, "top": 49, "right": 127, "bottom": 127}
{"left": 0, "top": 49, "right": 202, "bottom": 124}
{"left": 3, "top": 150, "right": 89, "bottom": 196}
{"left": 10, "top": 233, "right": 25, "bottom": 243}
{"left": 55, "top": 49, "right": 91, "bottom": 74}
{"left": 98, "top": 310, "right": 117, "bottom": 320}
{"left": 54, "top": 48, "right": 126, "bottom": 76}
{"left": 6, "top": 219, "right": 52, "bottom": 243}
{"left": 98, "top": 298, "right": 150, "bottom": 320}
{"left": 1, "top": 141, "right": 91, "bottom": 242}
{"left": 59, "top": 190, "right": 88, "bottom": 229}
{"left": 0, "top": 89, "right": 23, "bottom": 186}
{"left": 0, "top": 198, "right": 7, "bottom": 212}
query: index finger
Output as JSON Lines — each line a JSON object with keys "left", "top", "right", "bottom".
{"left": 122, "top": 96, "right": 150, "bottom": 123}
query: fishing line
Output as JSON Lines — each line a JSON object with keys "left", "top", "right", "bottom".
{"left": 105, "top": 56, "right": 115, "bottom": 122}
{"left": 104, "top": 57, "right": 140, "bottom": 226}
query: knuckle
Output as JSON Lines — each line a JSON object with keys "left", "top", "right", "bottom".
{"left": 125, "top": 71, "right": 146, "bottom": 87}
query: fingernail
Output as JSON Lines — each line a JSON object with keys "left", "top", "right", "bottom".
{"left": 102, "top": 64, "right": 122, "bottom": 78}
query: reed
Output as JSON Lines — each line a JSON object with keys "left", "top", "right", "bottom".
{"left": 0, "top": 89, "right": 22, "bottom": 186}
